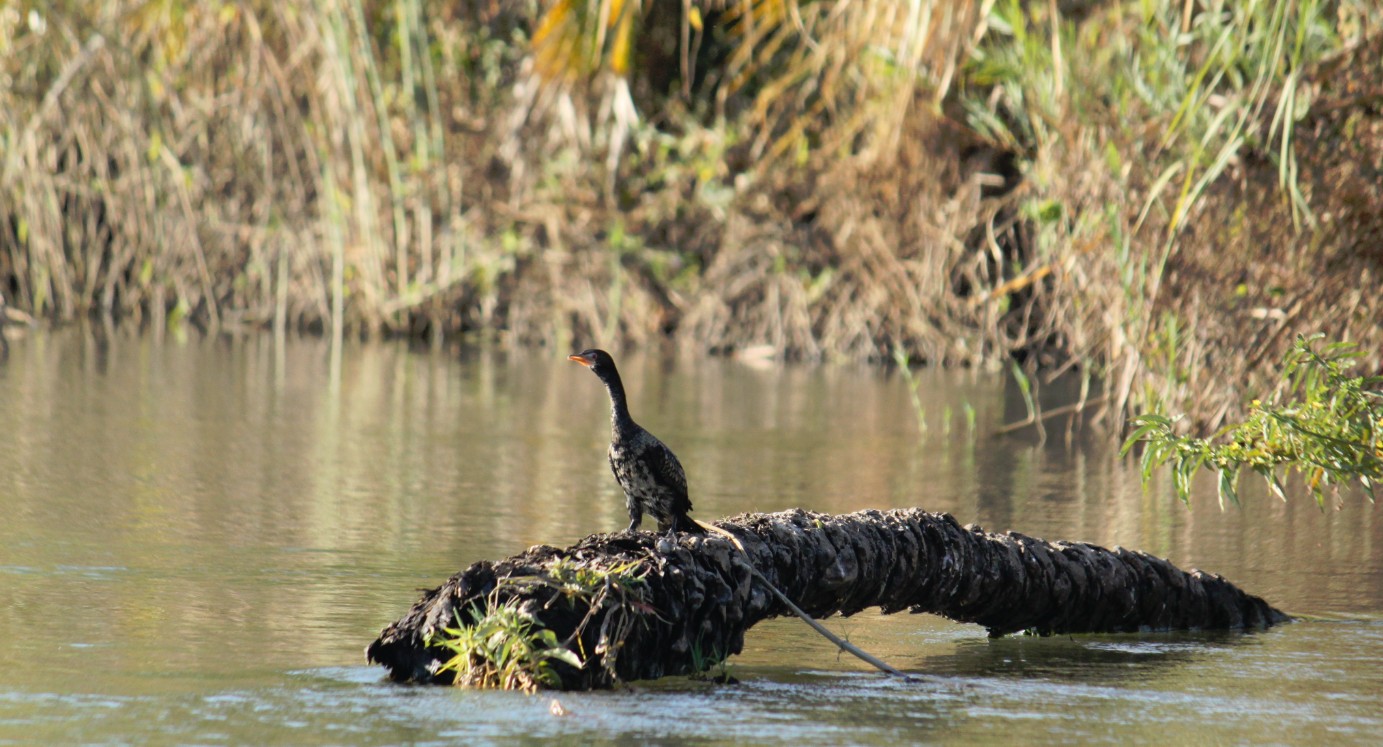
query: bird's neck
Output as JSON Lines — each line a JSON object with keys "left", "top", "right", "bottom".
{"left": 599, "top": 370, "right": 638, "bottom": 439}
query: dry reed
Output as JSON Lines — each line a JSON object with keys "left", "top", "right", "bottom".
{"left": 2, "top": 1, "right": 1379, "bottom": 431}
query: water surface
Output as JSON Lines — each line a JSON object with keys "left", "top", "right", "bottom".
{"left": 1, "top": 329, "right": 1379, "bottom": 744}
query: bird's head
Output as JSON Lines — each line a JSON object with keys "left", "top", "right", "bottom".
{"left": 568, "top": 348, "right": 616, "bottom": 376}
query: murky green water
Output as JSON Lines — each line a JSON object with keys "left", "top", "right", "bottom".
{"left": 1, "top": 329, "right": 1379, "bottom": 745}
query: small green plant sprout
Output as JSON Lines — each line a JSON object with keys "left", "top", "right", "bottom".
{"left": 539, "top": 555, "right": 658, "bottom": 682}
{"left": 892, "top": 345, "right": 927, "bottom": 434}
{"left": 1123, "top": 335, "right": 1383, "bottom": 508}
{"left": 994, "top": 360, "right": 1045, "bottom": 443}
{"left": 544, "top": 557, "right": 648, "bottom": 604}
{"left": 688, "top": 640, "right": 733, "bottom": 683}
{"left": 427, "top": 600, "right": 583, "bottom": 693}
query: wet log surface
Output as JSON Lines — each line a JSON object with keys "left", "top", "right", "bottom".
{"left": 367, "top": 508, "right": 1289, "bottom": 690}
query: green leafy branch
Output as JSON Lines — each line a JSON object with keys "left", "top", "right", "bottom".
{"left": 1122, "top": 335, "right": 1383, "bottom": 507}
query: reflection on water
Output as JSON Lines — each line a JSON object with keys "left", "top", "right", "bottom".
{"left": 0, "top": 328, "right": 1380, "bottom": 744}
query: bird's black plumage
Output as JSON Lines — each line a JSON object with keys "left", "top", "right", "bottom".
{"left": 569, "top": 349, "right": 705, "bottom": 535}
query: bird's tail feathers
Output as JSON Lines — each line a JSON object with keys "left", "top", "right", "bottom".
{"left": 677, "top": 515, "right": 710, "bottom": 534}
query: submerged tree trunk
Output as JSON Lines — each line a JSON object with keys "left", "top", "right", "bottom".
{"left": 367, "top": 508, "right": 1288, "bottom": 690}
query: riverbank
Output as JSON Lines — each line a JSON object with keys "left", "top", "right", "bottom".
{"left": 2, "top": 1, "right": 1379, "bottom": 430}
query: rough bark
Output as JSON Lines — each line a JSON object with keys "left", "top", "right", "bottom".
{"left": 366, "top": 508, "right": 1289, "bottom": 690}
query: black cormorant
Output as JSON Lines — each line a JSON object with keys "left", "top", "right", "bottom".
{"left": 569, "top": 349, "right": 706, "bottom": 535}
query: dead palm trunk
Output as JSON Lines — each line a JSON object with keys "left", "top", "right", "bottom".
{"left": 367, "top": 508, "right": 1288, "bottom": 690}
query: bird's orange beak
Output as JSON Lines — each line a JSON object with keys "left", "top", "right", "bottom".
{"left": 568, "top": 354, "right": 592, "bottom": 367}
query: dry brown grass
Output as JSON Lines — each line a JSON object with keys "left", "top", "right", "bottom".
{"left": 1, "top": 0, "right": 484, "bottom": 337}
{"left": 2, "top": 1, "right": 1379, "bottom": 431}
